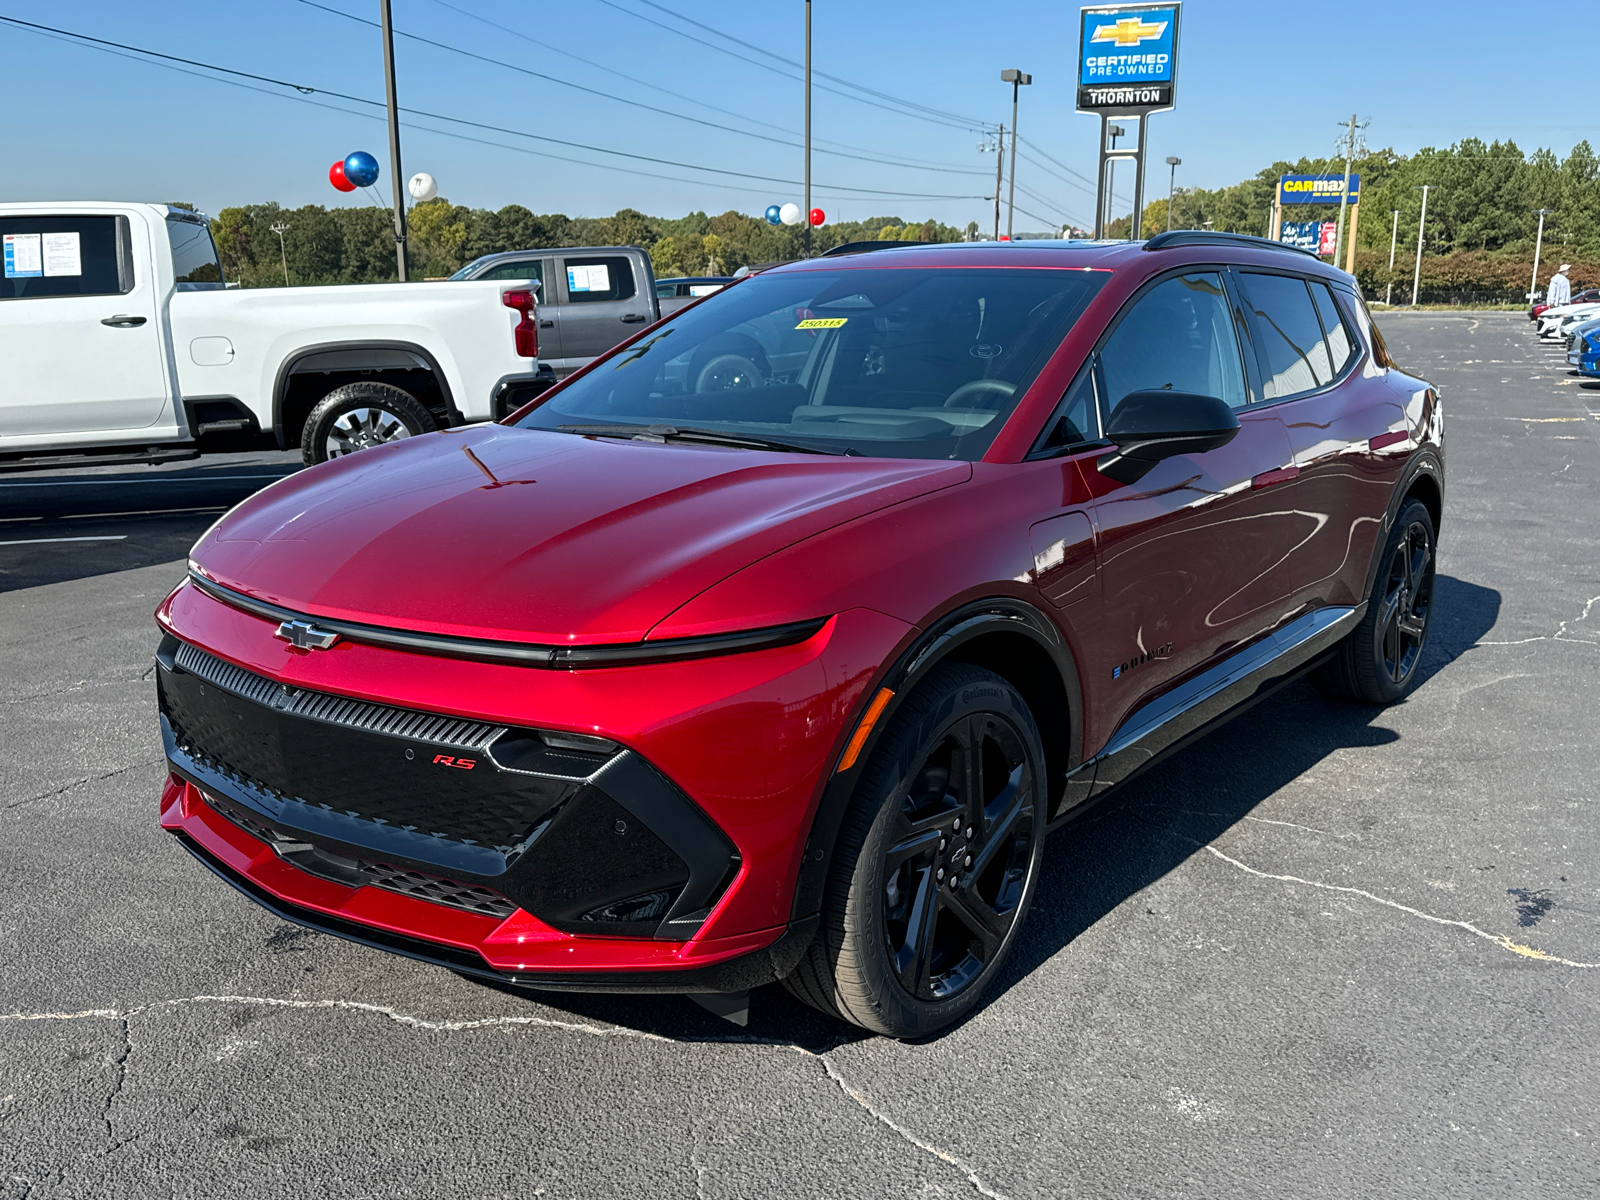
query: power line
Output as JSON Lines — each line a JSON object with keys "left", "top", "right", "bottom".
{"left": 425, "top": 0, "right": 988, "bottom": 175}
{"left": 591, "top": 0, "right": 992, "bottom": 134}
{"left": 1015, "top": 134, "right": 1097, "bottom": 189}
{"left": 294, "top": 0, "right": 984, "bottom": 177}
{"left": 625, "top": 0, "right": 990, "bottom": 129}
{"left": 0, "top": 15, "right": 986, "bottom": 202}
{"left": 1015, "top": 151, "right": 1098, "bottom": 199}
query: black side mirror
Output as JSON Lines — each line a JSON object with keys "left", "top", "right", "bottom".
{"left": 1097, "top": 390, "right": 1241, "bottom": 484}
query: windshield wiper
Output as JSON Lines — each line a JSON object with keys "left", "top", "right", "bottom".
{"left": 555, "top": 423, "right": 855, "bottom": 456}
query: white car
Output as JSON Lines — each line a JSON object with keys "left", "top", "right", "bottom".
{"left": 0, "top": 202, "right": 550, "bottom": 468}
{"left": 1536, "top": 301, "right": 1600, "bottom": 339}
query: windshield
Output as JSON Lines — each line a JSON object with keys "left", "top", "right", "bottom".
{"left": 516, "top": 266, "right": 1107, "bottom": 459}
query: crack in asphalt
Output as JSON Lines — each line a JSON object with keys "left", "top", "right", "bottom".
{"left": 3, "top": 759, "right": 164, "bottom": 812}
{"left": 103, "top": 1016, "right": 131, "bottom": 1146}
{"left": 0, "top": 995, "right": 1013, "bottom": 1199}
{"left": 1199, "top": 843, "right": 1600, "bottom": 969}
{"left": 1477, "top": 594, "right": 1600, "bottom": 650}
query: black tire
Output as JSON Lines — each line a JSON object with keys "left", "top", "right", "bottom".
{"left": 300, "top": 382, "right": 436, "bottom": 466}
{"left": 783, "top": 663, "right": 1047, "bottom": 1038}
{"left": 1313, "top": 498, "right": 1437, "bottom": 704}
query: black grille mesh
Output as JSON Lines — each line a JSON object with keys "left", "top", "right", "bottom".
{"left": 173, "top": 641, "right": 503, "bottom": 750}
{"left": 210, "top": 795, "right": 516, "bottom": 919}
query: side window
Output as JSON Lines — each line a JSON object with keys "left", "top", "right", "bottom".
{"left": 1240, "top": 273, "right": 1334, "bottom": 399}
{"left": 476, "top": 259, "right": 545, "bottom": 290}
{"left": 561, "top": 256, "right": 636, "bottom": 304}
{"left": 1099, "top": 272, "right": 1248, "bottom": 420}
{"left": 166, "top": 217, "right": 224, "bottom": 287}
{"left": 1346, "top": 292, "right": 1393, "bottom": 369}
{"left": 1309, "top": 282, "right": 1353, "bottom": 374}
{"left": 1035, "top": 363, "right": 1101, "bottom": 453}
{"left": 1, "top": 215, "right": 131, "bottom": 300}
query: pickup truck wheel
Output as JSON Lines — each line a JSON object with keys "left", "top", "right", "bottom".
{"left": 301, "top": 382, "right": 435, "bottom": 465}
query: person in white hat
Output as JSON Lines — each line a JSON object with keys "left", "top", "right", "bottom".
{"left": 1549, "top": 263, "right": 1572, "bottom": 308}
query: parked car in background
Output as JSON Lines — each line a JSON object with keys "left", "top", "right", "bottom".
{"left": 157, "top": 232, "right": 1443, "bottom": 1038}
{"left": 0, "top": 202, "right": 543, "bottom": 469}
{"left": 1542, "top": 302, "right": 1600, "bottom": 341}
{"left": 450, "top": 246, "right": 660, "bottom": 377}
{"left": 656, "top": 276, "right": 733, "bottom": 315}
{"left": 1530, "top": 287, "right": 1600, "bottom": 321}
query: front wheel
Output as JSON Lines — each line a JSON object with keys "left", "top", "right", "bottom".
{"left": 1313, "top": 497, "right": 1436, "bottom": 704}
{"left": 301, "top": 382, "right": 436, "bottom": 466}
{"left": 784, "top": 663, "right": 1046, "bottom": 1038}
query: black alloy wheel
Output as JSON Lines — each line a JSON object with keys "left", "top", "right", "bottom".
{"left": 1314, "top": 497, "right": 1437, "bottom": 705}
{"left": 783, "top": 663, "right": 1046, "bottom": 1037}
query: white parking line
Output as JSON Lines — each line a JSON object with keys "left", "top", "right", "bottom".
{"left": 0, "top": 535, "right": 128, "bottom": 546}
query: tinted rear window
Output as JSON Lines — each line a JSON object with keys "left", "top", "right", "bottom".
{"left": 1, "top": 215, "right": 131, "bottom": 300}
{"left": 1240, "top": 273, "right": 1335, "bottom": 399}
{"left": 167, "top": 216, "right": 224, "bottom": 287}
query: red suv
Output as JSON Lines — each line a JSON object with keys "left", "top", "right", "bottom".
{"left": 156, "top": 233, "right": 1442, "bottom": 1037}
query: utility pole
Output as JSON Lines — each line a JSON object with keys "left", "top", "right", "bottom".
{"left": 1333, "top": 113, "right": 1366, "bottom": 268}
{"left": 1530, "top": 208, "right": 1550, "bottom": 303}
{"left": 1000, "top": 70, "right": 1031, "bottom": 241}
{"left": 993, "top": 123, "right": 1005, "bottom": 240}
{"left": 270, "top": 222, "right": 290, "bottom": 287}
{"left": 1411, "top": 184, "right": 1431, "bottom": 307}
{"left": 1385, "top": 209, "right": 1399, "bottom": 306}
{"left": 803, "top": 0, "right": 812, "bottom": 257}
{"left": 379, "top": 0, "right": 408, "bottom": 281}
{"left": 1165, "top": 156, "right": 1181, "bottom": 231}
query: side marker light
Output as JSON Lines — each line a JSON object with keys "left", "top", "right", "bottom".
{"left": 836, "top": 687, "right": 895, "bottom": 774}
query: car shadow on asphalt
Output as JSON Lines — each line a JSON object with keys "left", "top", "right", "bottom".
{"left": 505, "top": 575, "right": 1500, "bottom": 1047}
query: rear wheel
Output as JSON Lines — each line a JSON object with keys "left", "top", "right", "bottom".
{"left": 301, "top": 382, "right": 435, "bottom": 466}
{"left": 784, "top": 664, "right": 1045, "bottom": 1038}
{"left": 1313, "top": 498, "right": 1436, "bottom": 704}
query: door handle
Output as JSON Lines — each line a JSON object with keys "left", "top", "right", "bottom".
{"left": 539, "top": 319, "right": 555, "bottom": 328}
{"left": 102, "top": 315, "right": 147, "bottom": 328}
{"left": 620, "top": 313, "right": 648, "bottom": 323}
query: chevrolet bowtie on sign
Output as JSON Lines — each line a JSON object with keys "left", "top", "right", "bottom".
{"left": 1077, "top": 3, "right": 1181, "bottom": 113}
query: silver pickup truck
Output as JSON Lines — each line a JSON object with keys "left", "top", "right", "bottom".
{"left": 450, "top": 246, "right": 664, "bottom": 378}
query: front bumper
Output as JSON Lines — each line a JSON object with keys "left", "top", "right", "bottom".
{"left": 155, "top": 576, "right": 911, "bottom": 985}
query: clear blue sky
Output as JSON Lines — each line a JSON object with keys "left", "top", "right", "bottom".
{"left": 2, "top": 0, "right": 1583, "bottom": 232}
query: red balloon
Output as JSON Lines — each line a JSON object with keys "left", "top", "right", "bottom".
{"left": 329, "top": 160, "right": 357, "bottom": 193}
{"left": 808, "top": 207, "right": 825, "bottom": 227}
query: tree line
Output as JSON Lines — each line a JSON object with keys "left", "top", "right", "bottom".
{"left": 1118, "top": 138, "right": 1600, "bottom": 299}
{"left": 209, "top": 201, "right": 966, "bottom": 287}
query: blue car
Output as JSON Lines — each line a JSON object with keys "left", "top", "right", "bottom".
{"left": 1568, "top": 316, "right": 1600, "bottom": 375}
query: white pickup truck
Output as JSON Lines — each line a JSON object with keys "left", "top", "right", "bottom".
{"left": 0, "top": 201, "right": 551, "bottom": 469}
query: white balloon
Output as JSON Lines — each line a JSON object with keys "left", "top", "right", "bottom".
{"left": 779, "top": 202, "right": 802, "bottom": 226}
{"left": 407, "top": 172, "right": 438, "bottom": 202}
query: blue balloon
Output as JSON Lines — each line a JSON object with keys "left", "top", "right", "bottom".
{"left": 764, "top": 204, "right": 782, "bottom": 226}
{"left": 344, "top": 151, "right": 380, "bottom": 188}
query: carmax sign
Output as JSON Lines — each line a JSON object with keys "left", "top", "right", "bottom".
{"left": 1279, "top": 174, "right": 1361, "bottom": 205}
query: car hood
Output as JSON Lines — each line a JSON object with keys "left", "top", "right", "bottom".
{"left": 193, "top": 424, "right": 970, "bottom": 643}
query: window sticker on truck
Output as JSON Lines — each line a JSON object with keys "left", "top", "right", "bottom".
{"left": 796, "top": 317, "right": 848, "bottom": 330}
{"left": 42, "top": 231, "right": 82, "bottom": 277}
{"left": 568, "top": 263, "right": 610, "bottom": 292}
{"left": 4, "top": 233, "right": 42, "bottom": 278}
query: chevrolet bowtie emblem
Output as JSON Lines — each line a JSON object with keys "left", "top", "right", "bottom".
{"left": 1090, "top": 16, "right": 1168, "bottom": 46}
{"left": 274, "top": 619, "right": 341, "bottom": 650}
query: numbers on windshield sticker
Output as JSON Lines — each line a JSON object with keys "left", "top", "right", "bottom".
{"left": 796, "top": 317, "right": 848, "bottom": 330}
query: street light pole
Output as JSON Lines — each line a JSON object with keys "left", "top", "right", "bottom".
{"left": 379, "top": 0, "right": 408, "bottom": 281}
{"left": 1385, "top": 208, "right": 1399, "bottom": 306}
{"left": 270, "top": 222, "right": 290, "bottom": 287}
{"left": 803, "top": 0, "right": 812, "bottom": 257}
{"left": 1105, "top": 124, "right": 1125, "bottom": 234}
{"left": 1530, "top": 208, "right": 1550, "bottom": 304}
{"left": 1000, "top": 70, "right": 1031, "bottom": 241}
{"left": 1411, "top": 184, "right": 1431, "bottom": 307}
{"left": 1165, "top": 156, "right": 1181, "bottom": 231}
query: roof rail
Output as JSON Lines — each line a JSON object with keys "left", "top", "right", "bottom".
{"left": 1142, "top": 230, "right": 1319, "bottom": 259}
{"left": 819, "top": 240, "right": 925, "bottom": 258}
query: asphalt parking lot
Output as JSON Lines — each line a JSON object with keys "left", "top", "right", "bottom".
{"left": 3, "top": 311, "right": 1597, "bottom": 1199}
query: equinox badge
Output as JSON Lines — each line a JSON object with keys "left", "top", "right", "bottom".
{"left": 274, "top": 619, "right": 340, "bottom": 651}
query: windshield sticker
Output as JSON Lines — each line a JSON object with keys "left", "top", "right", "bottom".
{"left": 796, "top": 317, "right": 848, "bottom": 330}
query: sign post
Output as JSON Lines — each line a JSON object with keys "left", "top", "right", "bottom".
{"left": 1078, "top": 4, "right": 1181, "bottom": 239}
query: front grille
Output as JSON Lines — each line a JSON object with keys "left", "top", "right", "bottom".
{"left": 174, "top": 641, "right": 502, "bottom": 749}
{"left": 206, "top": 790, "right": 517, "bottom": 919}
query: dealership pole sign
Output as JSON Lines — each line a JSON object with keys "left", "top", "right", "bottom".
{"left": 1079, "top": 3, "right": 1181, "bottom": 240}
